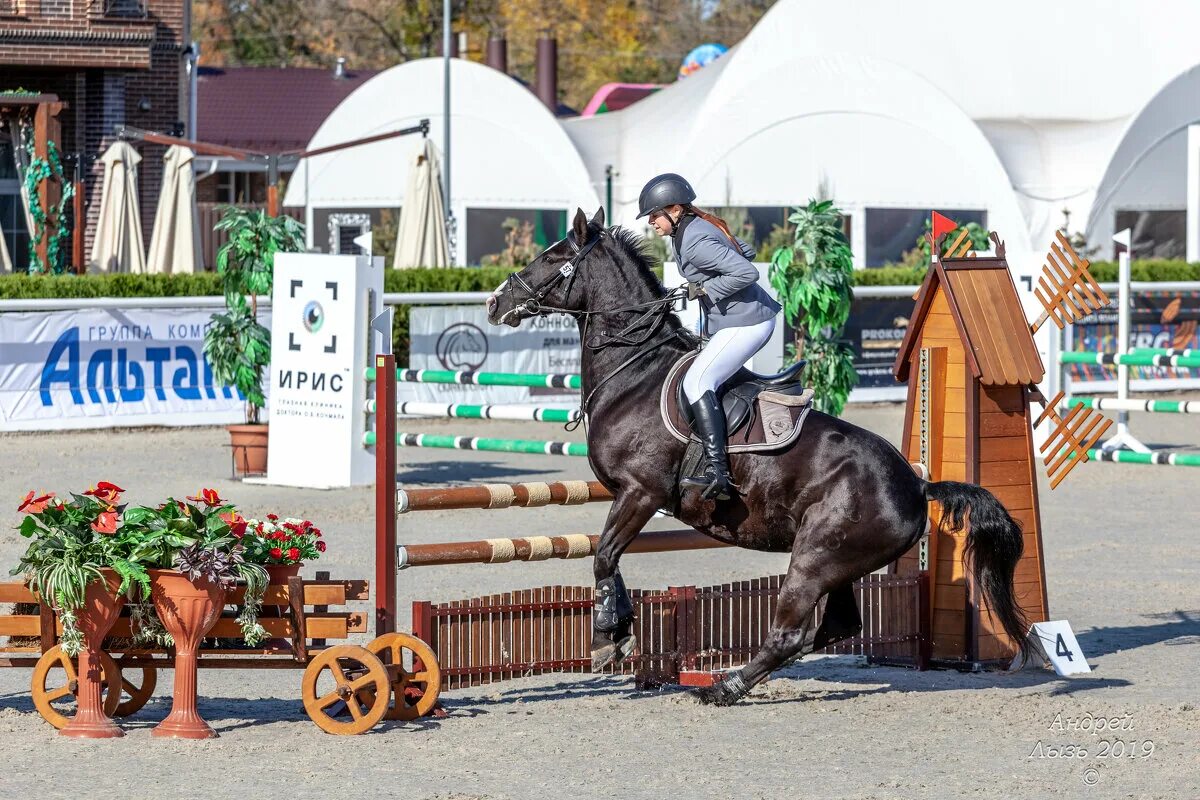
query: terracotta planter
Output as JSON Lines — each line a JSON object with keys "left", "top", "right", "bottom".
{"left": 149, "top": 569, "right": 226, "bottom": 739}
{"left": 264, "top": 563, "right": 302, "bottom": 585}
{"left": 60, "top": 568, "right": 125, "bottom": 739}
{"left": 227, "top": 423, "right": 269, "bottom": 476}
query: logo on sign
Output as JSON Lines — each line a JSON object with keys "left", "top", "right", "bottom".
{"left": 287, "top": 279, "right": 338, "bottom": 354}
{"left": 303, "top": 301, "right": 325, "bottom": 333}
{"left": 436, "top": 323, "right": 489, "bottom": 370}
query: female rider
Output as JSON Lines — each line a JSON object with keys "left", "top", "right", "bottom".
{"left": 637, "top": 173, "right": 782, "bottom": 501}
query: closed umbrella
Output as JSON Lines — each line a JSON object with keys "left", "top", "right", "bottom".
{"left": 89, "top": 141, "right": 145, "bottom": 273}
{"left": 146, "top": 145, "right": 202, "bottom": 273}
{"left": 0, "top": 223, "right": 11, "bottom": 274}
{"left": 394, "top": 138, "right": 449, "bottom": 268}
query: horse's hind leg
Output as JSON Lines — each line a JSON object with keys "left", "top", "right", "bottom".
{"left": 693, "top": 563, "right": 828, "bottom": 705}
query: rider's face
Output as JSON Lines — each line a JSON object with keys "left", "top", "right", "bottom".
{"left": 649, "top": 205, "right": 680, "bottom": 236}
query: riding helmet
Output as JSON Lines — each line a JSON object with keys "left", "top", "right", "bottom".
{"left": 636, "top": 173, "right": 696, "bottom": 219}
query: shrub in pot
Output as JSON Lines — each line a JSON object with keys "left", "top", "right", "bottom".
{"left": 202, "top": 207, "right": 305, "bottom": 475}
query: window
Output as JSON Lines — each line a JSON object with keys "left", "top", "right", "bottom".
{"left": 327, "top": 212, "right": 371, "bottom": 255}
{"left": 1114, "top": 210, "right": 1186, "bottom": 259}
{"left": 216, "top": 171, "right": 253, "bottom": 204}
{"left": 0, "top": 140, "right": 29, "bottom": 272}
{"left": 865, "top": 208, "right": 986, "bottom": 267}
{"left": 466, "top": 208, "right": 567, "bottom": 265}
{"left": 713, "top": 206, "right": 851, "bottom": 259}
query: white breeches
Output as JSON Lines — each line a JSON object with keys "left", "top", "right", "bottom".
{"left": 682, "top": 317, "right": 777, "bottom": 403}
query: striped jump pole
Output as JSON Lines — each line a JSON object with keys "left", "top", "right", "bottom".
{"left": 1062, "top": 397, "right": 1200, "bottom": 415}
{"left": 364, "top": 399, "right": 580, "bottom": 423}
{"left": 1057, "top": 448, "right": 1200, "bottom": 468}
{"left": 363, "top": 431, "right": 588, "bottom": 457}
{"left": 1128, "top": 347, "right": 1198, "bottom": 359}
{"left": 364, "top": 367, "right": 581, "bottom": 390}
{"left": 397, "top": 480, "right": 612, "bottom": 513}
{"left": 1060, "top": 351, "right": 1200, "bottom": 369}
{"left": 397, "top": 529, "right": 728, "bottom": 569}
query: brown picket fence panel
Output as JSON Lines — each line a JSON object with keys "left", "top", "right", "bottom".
{"left": 412, "top": 572, "right": 928, "bottom": 690}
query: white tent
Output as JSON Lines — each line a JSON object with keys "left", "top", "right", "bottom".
{"left": 393, "top": 138, "right": 449, "bottom": 268}
{"left": 567, "top": 0, "right": 1200, "bottom": 260}
{"left": 565, "top": 51, "right": 1034, "bottom": 276}
{"left": 146, "top": 145, "right": 202, "bottom": 274}
{"left": 89, "top": 141, "right": 145, "bottom": 274}
{"left": 284, "top": 58, "right": 600, "bottom": 265}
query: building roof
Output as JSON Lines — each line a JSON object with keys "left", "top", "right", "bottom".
{"left": 894, "top": 245, "right": 1045, "bottom": 387}
{"left": 197, "top": 66, "right": 379, "bottom": 153}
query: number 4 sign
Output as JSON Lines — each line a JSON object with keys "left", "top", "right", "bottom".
{"left": 1011, "top": 620, "right": 1092, "bottom": 675}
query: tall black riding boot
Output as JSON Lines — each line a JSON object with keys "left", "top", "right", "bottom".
{"left": 680, "top": 390, "right": 733, "bottom": 500}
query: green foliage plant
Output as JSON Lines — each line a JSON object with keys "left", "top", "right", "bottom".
{"left": 202, "top": 207, "right": 305, "bottom": 424}
{"left": 769, "top": 199, "right": 859, "bottom": 416}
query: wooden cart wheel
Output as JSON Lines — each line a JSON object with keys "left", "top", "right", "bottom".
{"left": 31, "top": 646, "right": 121, "bottom": 730}
{"left": 364, "top": 632, "right": 442, "bottom": 721}
{"left": 113, "top": 655, "right": 158, "bottom": 717}
{"left": 301, "top": 645, "right": 390, "bottom": 735}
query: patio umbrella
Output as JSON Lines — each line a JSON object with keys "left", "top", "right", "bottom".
{"left": 146, "top": 145, "right": 202, "bottom": 273}
{"left": 394, "top": 138, "right": 449, "bottom": 268}
{"left": 89, "top": 140, "right": 145, "bottom": 273}
{"left": 0, "top": 222, "right": 11, "bottom": 273}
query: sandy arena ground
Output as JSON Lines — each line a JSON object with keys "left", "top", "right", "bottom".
{"left": 0, "top": 403, "right": 1196, "bottom": 799}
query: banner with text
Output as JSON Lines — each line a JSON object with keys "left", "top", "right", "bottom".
{"left": 0, "top": 307, "right": 269, "bottom": 432}
{"left": 406, "top": 306, "right": 580, "bottom": 405}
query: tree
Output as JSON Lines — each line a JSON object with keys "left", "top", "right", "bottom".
{"left": 769, "top": 199, "right": 858, "bottom": 416}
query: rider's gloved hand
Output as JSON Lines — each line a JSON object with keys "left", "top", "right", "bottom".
{"left": 686, "top": 281, "right": 706, "bottom": 301}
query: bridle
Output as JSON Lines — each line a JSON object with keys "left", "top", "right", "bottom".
{"left": 496, "top": 226, "right": 690, "bottom": 422}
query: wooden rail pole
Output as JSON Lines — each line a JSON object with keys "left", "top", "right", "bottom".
{"left": 374, "top": 351, "right": 397, "bottom": 636}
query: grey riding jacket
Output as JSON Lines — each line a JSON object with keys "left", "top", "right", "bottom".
{"left": 670, "top": 214, "right": 782, "bottom": 334}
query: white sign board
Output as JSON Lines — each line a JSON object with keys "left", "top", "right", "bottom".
{"left": 266, "top": 253, "right": 382, "bottom": 488}
{"left": 0, "top": 307, "right": 263, "bottom": 431}
{"left": 1015, "top": 620, "right": 1092, "bottom": 676}
{"left": 405, "top": 306, "right": 580, "bottom": 405}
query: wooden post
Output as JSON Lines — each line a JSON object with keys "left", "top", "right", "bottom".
{"left": 375, "top": 353, "right": 397, "bottom": 636}
{"left": 72, "top": 175, "right": 84, "bottom": 273}
{"left": 32, "top": 101, "right": 64, "bottom": 272}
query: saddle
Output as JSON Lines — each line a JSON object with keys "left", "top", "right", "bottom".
{"left": 660, "top": 352, "right": 815, "bottom": 454}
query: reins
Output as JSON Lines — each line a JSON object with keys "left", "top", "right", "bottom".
{"left": 500, "top": 227, "right": 691, "bottom": 427}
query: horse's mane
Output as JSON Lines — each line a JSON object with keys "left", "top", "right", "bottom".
{"left": 605, "top": 225, "right": 667, "bottom": 298}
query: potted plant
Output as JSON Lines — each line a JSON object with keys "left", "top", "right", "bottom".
{"left": 243, "top": 514, "right": 326, "bottom": 584}
{"left": 120, "top": 487, "right": 268, "bottom": 739}
{"left": 10, "top": 482, "right": 139, "bottom": 738}
{"left": 203, "top": 206, "right": 305, "bottom": 476}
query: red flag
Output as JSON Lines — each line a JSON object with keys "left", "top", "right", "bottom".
{"left": 931, "top": 211, "right": 958, "bottom": 242}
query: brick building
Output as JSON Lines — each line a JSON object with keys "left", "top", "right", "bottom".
{"left": 0, "top": 0, "right": 187, "bottom": 270}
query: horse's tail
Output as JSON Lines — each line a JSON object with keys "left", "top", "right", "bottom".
{"left": 923, "top": 480, "right": 1031, "bottom": 664}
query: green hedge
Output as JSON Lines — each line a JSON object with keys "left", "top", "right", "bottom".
{"left": 4, "top": 261, "right": 1198, "bottom": 353}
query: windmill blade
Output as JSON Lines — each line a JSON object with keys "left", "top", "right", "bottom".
{"left": 1033, "top": 390, "right": 1114, "bottom": 489}
{"left": 1030, "top": 232, "right": 1111, "bottom": 333}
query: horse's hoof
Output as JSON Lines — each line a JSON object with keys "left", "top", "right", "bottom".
{"left": 591, "top": 634, "right": 637, "bottom": 672}
{"left": 690, "top": 672, "right": 749, "bottom": 706}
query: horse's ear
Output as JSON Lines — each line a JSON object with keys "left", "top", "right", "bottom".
{"left": 590, "top": 206, "right": 605, "bottom": 229}
{"left": 571, "top": 207, "right": 588, "bottom": 242}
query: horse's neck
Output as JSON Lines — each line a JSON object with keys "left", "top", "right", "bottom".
{"left": 577, "top": 316, "right": 686, "bottom": 417}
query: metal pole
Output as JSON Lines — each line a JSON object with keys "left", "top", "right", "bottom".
{"left": 187, "top": 41, "right": 200, "bottom": 138}
{"left": 443, "top": 0, "right": 452, "bottom": 262}
{"left": 1102, "top": 229, "right": 1149, "bottom": 453}
{"left": 605, "top": 164, "right": 613, "bottom": 222}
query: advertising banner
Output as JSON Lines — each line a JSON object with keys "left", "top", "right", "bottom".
{"left": 405, "top": 306, "right": 581, "bottom": 405}
{"left": 265, "top": 254, "right": 382, "bottom": 488}
{"left": 0, "top": 307, "right": 268, "bottom": 432}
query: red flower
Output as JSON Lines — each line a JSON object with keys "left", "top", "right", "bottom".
{"left": 175, "top": 500, "right": 189, "bottom": 513}
{"left": 316, "top": 540, "right": 327, "bottom": 553}
{"left": 256, "top": 522, "right": 265, "bottom": 534}
{"left": 91, "top": 509, "right": 118, "bottom": 535}
{"left": 18, "top": 490, "right": 55, "bottom": 514}
{"left": 186, "top": 488, "right": 223, "bottom": 507}
{"left": 313, "top": 528, "right": 322, "bottom": 538}
{"left": 287, "top": 547, "right": 300, "bottom": 561}
{"left": 267, "top": 513, "right": 279, "bottom": 521}
{"left": 220, "top": 511, "right": 248, "bottom": 538}
{"left": 84, "top": 481, "right": 124, "bottom": 504}
{"left": 269, "top": 547, "right": 283, "bottom": 560}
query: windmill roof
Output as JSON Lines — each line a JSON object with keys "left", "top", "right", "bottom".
{"left": 894, "top": 251, "right": 1045, "bottom": 386}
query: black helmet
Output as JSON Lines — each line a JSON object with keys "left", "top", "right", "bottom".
{"left": 636, "top": 173, "right": 696, "bottom": 219}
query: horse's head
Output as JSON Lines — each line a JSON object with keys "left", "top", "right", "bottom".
{"left": 486, "top": 206, "right": 605, "bottom": 328}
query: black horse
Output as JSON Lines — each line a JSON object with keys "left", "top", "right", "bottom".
{"left": 486, "top": 207, "right": 1028, "bottom": 705}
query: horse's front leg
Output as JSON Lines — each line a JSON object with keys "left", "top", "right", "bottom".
{"left": 591, "top": 490, "right": 660, "bottom": 671}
